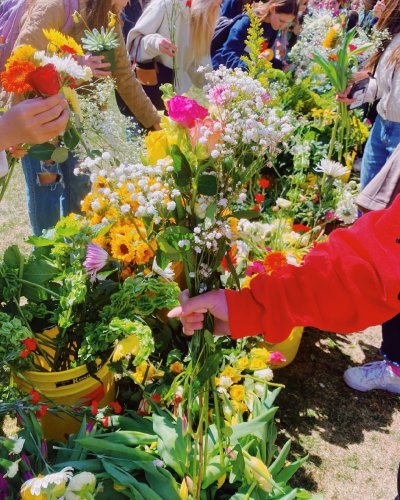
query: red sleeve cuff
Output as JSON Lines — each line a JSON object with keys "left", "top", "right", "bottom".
{"left": 225, "top": 288, "right": 264, "bottom": 339}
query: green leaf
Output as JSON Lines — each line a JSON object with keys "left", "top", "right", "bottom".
{"left": 194, "top": 352, "right": 223, "bottom": 390}
{"left": 140, "top": 462, "right": 180, "bottom": 499}
{"left": 158, "top": 226, "right": 191, "bottom": 253}
{"left": 269, "top": 439, "right": 292, "bottom": 476}
{"left": 26, "top": 235, "right": 54, "bottom": 247}
{"left": 197, "top": 174, "right": 218, "bottom": 196}
{"left": 63, "top": 126, "right": 80, "bottom": 150}
{"left": 205, "top": 202, "right": 218, "bottom": 222}
{"left": 229, "top": 407, "right": 278, "bottom": 443}
{"left": 275, "top": 455, "right": 309, "bottom": 485}
{"left": 152, "top": 414, "right": 187, "bottom": 476}
{"left": 97, "top": 431, "right": 156, "bottom": 446}
{"left": 75, "top": 437, "right": 154, "bottom": 461}
{"left": 229, "top": 210, "right": 261, "bottom": 220}
{"left": 28, "top": 143, "right": 56, "bottom": 160}
{"left": 3, "top": 245, "right": 22, "bottom": 269}
{"left": 51, "top": 147, "right": 69, "bottom": 164}
{"left": 170, "top": 145, "right": 192, "bottom": 188}
{"left": 202, "top": 456, "right": 227, "bottom": 489}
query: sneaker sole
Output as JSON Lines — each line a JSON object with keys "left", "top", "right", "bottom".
{"left": 344, "top": 374, "right": 400, "bottom": 394}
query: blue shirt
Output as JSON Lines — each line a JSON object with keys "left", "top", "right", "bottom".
{"left": 220, "top": 0, "right": 244, "bottom": 18}
{"left": 211, "top": 15, "right": 279, "bottom": 70}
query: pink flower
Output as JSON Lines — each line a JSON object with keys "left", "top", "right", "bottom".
{"left": 189, "top": 117, "right": 223, "bottom": 153}
{"left": 269, "top": 351, "right": 286, "bottom": 365}
{"left": 84, "top": 243, "right": 109, "bottom": 280}
{"left": 325, "top": 210, "right": 336, "bottom": 221}
{"left": 261, "top": 91, "right": 270, "bottom": 103}
{"left": 167, "top": 96, "right": 208, "bottom": 128}
{"left": 349, "top": 44, "right": 357, "bottom": 52}
{"left": 208, "top": 84, "right": 232, "bottom": 106}
{"left": 245, "top": 261, "right": 265, "bottom": 276}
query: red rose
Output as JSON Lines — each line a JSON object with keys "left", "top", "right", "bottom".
{"left": 109, "top": 401, "right": 122, "bottom": 414}
{"left": 258, "top": 178, "right": 270, "bottom": 189}
{"left": 254, "top": 193, "right": 265, "bottom": 204}
{"left": 20, "top": 349, "right": 29, "bottom": 358}
{"left": 252, "top": 204, "right": 261, "bottom": 213}
{"left": 22, "top": 338, "right": 37, "bottom": 351}
{"left": 27, "top": 64, "right": 61, "bottom": 96}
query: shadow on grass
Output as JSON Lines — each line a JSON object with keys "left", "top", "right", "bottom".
{"left": 272, "top": 328, "right": 399, "bottom": 490}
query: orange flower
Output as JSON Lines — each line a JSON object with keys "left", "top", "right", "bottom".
{"left": 263, "top": 251, "right": 287, "bottom": 274}
{"left": 328, "top": 53, "right": 338, "bottom": 61}
{"left": 1, "top": 60, "right": 36, "bottom": 93}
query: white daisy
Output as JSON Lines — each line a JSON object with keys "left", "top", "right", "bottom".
{"left": 315, "top": 159, "right": 349, "bottom": 178}
{"left": 21, "top": 467, "right": 74, "bottom": 496}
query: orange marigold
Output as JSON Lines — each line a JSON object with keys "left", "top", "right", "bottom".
{"left": 1, "top": 60, "right": 36, "bottom": 93}
{"left": 263, "top": 251, "right": 287, "bottom": 274}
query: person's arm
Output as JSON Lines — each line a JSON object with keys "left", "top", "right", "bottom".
{"left": 227, "top": 196, "right": 400, "bottom": 343}
{"left": 113, "top": 24, "right": 160, "bottom": 129}
{"left": 0, "top": 96, "right": 69, "bottom": 151}
{"left": 212, "top": 17, "right": 250, "bottom": 70}
{"left": 170, "top": 196, "right": 400, "bottom": 342}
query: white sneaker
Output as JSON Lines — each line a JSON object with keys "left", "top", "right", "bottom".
{"left": 343, "top": 361, "right": 400, "bottom": 394}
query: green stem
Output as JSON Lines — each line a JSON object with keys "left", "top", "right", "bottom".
{"left": 0, "top": 157, "right": 17, "bottom": 204}
{"left": 17, "top": 278, "right": 60, "bottom": 298}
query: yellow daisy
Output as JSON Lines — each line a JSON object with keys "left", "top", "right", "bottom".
{"left": 6, "top": 45, "right": 36, "bottom": 68}
{"left": 61, "top": 86, "right": 82, "bottom": 119}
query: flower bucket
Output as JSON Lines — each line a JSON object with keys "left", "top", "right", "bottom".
{"left": 13, "top": 358, "right": 115, "bottom": 441}
{"left": 93, "top": 48, "right": 116, "bottom": 73}
{"left": 267, "top": 326, "right": 304, "bottom": 368}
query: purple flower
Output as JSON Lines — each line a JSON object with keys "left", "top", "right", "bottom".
{"left": 22, "top": 471, "right": 34, "bottom": 481}
{"left": 0, "top": 474, "right": 8, "bottom": 499}
{"left": 84, "top": 243, "right": 109, "bottom": 280}
{"left": 86, "top": 421, "right": 94, "bottom": 434}
{"left": 21, "top": 453, "right": 31, "bottom": 467}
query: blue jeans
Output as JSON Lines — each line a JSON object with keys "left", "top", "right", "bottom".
{"left": 22, "top": 153, "right": 91, "bottom": 236}
{"left": 361, "top": 114, "right": 400, "bottom": 189}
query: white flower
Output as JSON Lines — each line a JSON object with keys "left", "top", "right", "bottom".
{"left": 275, "top": 197, "right": 292, "bottom": 209}
{"left": 101, "top": 151, "right": 112, "bottom": 161}
{"left": 254, "top": 382, "right": 266, "bottom": 399}
{"left": 120, "top": 203, "right": 131, "bottom": 213}
{"left": 65, "top": 471, "right": 96, "bottom": 500}
{"left": 254, "top": 368, "right": 273, "bottom": 381}
{"left": 166, "top": 201, "right": 176, "bottom": 211}
{"left": 315, "top": 159, "right": 349, "bottom": 178}
{"left": 21, "top": 467, "right": 74, "bottom": 495}
{"left": 11, "top": 437, "right": 25, "bottom": 455}
{"left": 4, "top": 460, "right": 19, "bottom": 478}
{"left": 152, "top": 260, "right": 175, "bottom": 281}
{"left": 218, "top": 376, "right": 234, "bottom": 388}
{"left": 178, "top": 239, "right": 190, "bottom": 248}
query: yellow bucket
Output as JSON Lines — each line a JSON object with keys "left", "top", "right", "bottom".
{"left": 14, "top": 358, "right": 115, "bottom": 441}
{"left": 266, "top": 326, "right": 304, "bottom": 368}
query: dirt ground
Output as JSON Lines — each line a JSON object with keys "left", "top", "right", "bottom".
{"left": 1, "top": 167, "right": 399, "bottom": 500}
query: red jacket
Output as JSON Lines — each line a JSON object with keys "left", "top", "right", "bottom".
{"left": 226, "top": 195, "right": 400, "bottom": 344}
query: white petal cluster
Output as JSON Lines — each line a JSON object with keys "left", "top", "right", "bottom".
{"left": 34, "top": 52, "right": 92, "bottom": 81}
{"left": 21, "top": 467, "right": 74, "bottom": 495}
{"left": 315, "top": 159, "right": 349, "bottom": 178}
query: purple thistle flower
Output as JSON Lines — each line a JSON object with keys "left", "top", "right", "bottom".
{"left": 84, "top": 243, "right": 109, "bottom": 281}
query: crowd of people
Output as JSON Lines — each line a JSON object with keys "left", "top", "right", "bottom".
{"left": 0, "top": 0, "right": 399, "bottom": 494}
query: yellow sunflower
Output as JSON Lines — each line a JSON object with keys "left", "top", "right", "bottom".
{"left": 323, "top": 25, "right": 341, "bottom": 49}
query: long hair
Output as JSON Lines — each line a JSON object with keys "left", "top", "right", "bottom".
{"left": 254, "top": 0, "right": 299, "bottom": 21}
{"left": 190, "top": 0, "right": 220, "bottom": 63}
{"left": 366, "top": 0, "right": 400, "bottom": 70}
{"left": 86, "top": 0, "right": 120, "bottom": 29}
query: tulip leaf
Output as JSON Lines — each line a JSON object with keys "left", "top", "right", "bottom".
{"left": 170, "top": 145, "right": 192, "bottom": 188}
{"left": 63, "top": 126, "right": 80, "bottom": 149}
{"left": 152, "top": 414, "right": 187, "bottom": 476}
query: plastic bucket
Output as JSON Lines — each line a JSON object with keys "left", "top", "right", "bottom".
{"left": 14, "top": 358, "right": 115, "bottom": 441}
{"left": 266, "top": 326, "right": 304, "bottom": 368}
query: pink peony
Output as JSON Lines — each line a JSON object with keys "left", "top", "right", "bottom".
{"left": 167, "top": 96, "right": 208, "bottom": 128}
{"left": 269, "top": 351, "right": 286, "bottom": 366}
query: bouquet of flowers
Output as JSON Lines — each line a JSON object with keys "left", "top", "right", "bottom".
{"left": 0, "top": 28, "right": 93, "bottom": 165}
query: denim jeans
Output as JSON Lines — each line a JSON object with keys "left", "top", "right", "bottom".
{"left": 361, "top": 114, "right": 400, "bottom": 189}
{"left": 22, "top": 153, "right": 91, "bottom": 236}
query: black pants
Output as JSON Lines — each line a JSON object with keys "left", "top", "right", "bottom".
{"left": 381, "top": 313, "right": 400, "bottom": 365}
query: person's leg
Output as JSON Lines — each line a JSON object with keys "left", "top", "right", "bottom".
{"left": 22, "top": 155, "right": 63, "bottom": 236}
{"left": 381, "top": 314, "right": 400, "bottom": 371}
{"left": 360, "top": 115, "right": 389, "bottom": 189}
{"left": 59, "top": 154, "right": 91, "bottom": 217}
